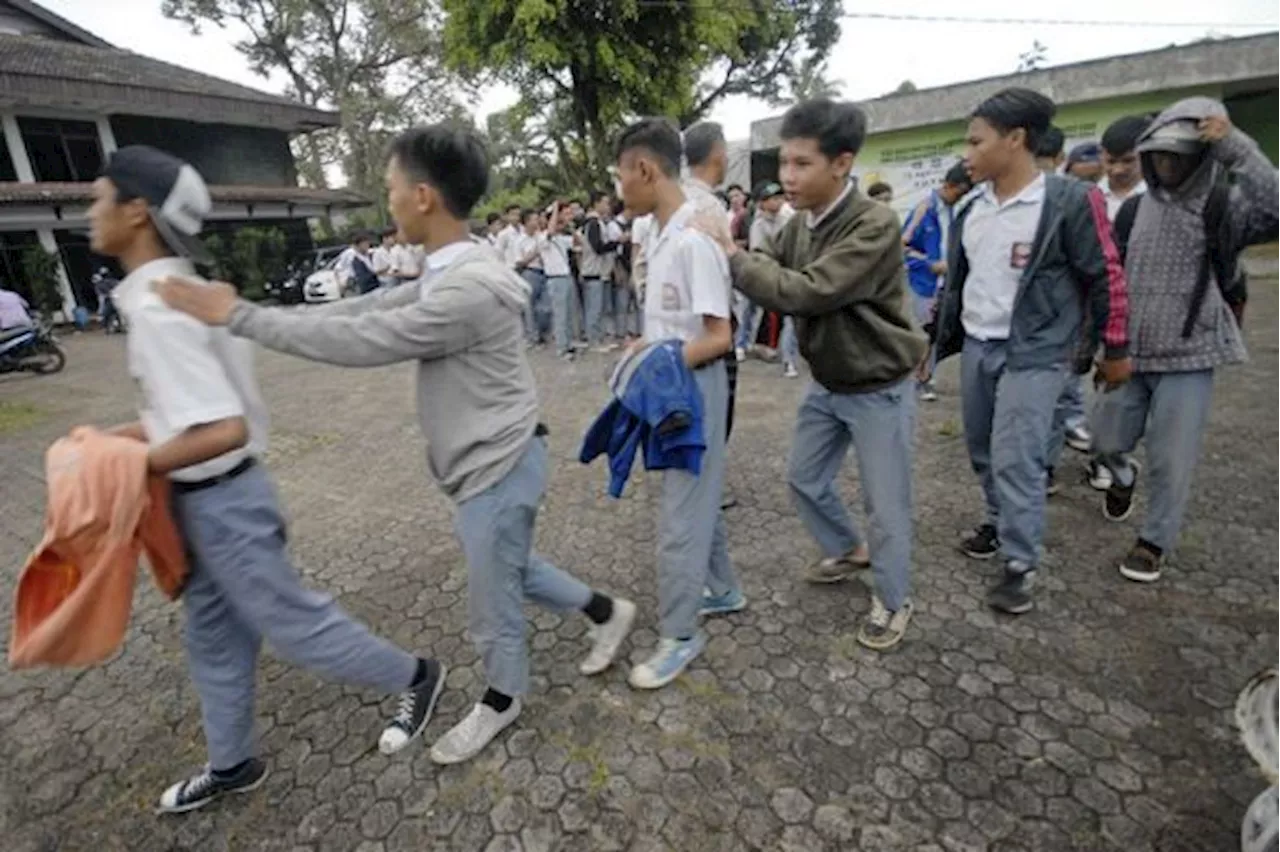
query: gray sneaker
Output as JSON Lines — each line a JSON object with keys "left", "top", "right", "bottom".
{"left": 806, "top": 549, "right": 870, "bottom": 584}
{"left": 857, "top": 597, "right": 913, "bottom": 650}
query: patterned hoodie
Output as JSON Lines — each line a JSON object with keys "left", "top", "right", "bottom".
{"left": 1124, "top": 97, "right": 1278, "bottom": 373}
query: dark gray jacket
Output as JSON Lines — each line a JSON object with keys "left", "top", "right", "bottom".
{"left": 935, "top": 175, "right": 1129, "bottom": 371}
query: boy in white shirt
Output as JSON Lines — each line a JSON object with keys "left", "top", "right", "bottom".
{"left": 87, "top": 145, "right": 445, "bottom": 813}
{"left": 614, "top": 117, "right": 743, "bottom": 689}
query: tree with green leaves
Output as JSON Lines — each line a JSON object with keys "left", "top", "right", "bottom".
{"left": 443, "top": 0, "right": 841, "bottom": 183}
{"left": 783, "top": 58, "right": 845, "bottom": 104}
{"left": 161, "top": 0, "right": 468, "bottom": 199}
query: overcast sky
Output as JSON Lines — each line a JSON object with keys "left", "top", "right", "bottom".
{"left": 43, "top": 0, "right": 1279, "bottom": 145}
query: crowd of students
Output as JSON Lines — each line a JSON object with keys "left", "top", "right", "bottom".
{"left": 48, "top": 79, "right": 1275, "bottom": 817}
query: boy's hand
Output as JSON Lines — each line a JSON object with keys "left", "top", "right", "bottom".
{"left": 1199, "top": 115, "right": 1231, "bottom": 143}
{"left": 1095, "top": 356, "right": 1133, "bottom": 390}
{"left": 154, "top": 276, "right": 238, "bottom": 325}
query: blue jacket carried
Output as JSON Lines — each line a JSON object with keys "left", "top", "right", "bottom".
{"left": 579, "top": 340, "right": 705, "bottom": 498}
{"left": 901, "top": 191, "right": 949, "bottom": 299}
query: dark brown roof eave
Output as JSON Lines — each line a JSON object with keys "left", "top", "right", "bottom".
{"left": 0, "top": 182, "right": 370, "bottom": 208}
{"left": 0, "top": 73, "right": 340, "bottom": 133}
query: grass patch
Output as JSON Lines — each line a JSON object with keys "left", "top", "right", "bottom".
{"left": 0, "top": 401, "right": 45, "bottom": 434}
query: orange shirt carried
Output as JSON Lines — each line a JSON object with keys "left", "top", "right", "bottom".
{"left": 9, "top": 428, "right": 187, "bottom": 668}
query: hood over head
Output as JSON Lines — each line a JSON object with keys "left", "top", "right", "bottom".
{"left": 1137, "top": 97, "right": 1226, "bottom": 191}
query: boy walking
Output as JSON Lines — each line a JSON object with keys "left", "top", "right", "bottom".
{"left": 158, "top": 125, "right": 635, "bottom": 765}
{"left": 1095, "top": 99, "right": 1277, "bottom": 583}
{"left": 705, "top": 99, "right": 926, "bottom": 650}
{"left": 88, "top": 145, "right": 447, "bottom": 813}
{"left": 901, "top": 161, "right": 973, "bottom": 401}
{"left": 932, "top": 88, "right": 1131, "bottom": 614}
{"left": 613, "top": 117, "right": 743, "bottom": 688}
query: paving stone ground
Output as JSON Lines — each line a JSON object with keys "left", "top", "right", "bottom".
{"left": 0, "top": 282, "right": 1275, "bottom": 852}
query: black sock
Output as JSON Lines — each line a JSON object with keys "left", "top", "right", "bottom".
{"left": 582, "top": 592, "right": 614, "bottom": 625}
{"left": 212, "top": 759, "right": 252, "bottom": 780}
{"left": 1137, "top": 538, "right": 1164, "bottom": 558}
{"left": 409, "top": 658, "right": 438, "bottom": 690}
{"left": 481, "top": 688, "right": 514, "bottom": 713}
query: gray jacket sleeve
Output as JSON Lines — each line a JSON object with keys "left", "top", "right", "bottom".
{"left": 293, "top": 280, "right": 420, "bottom": 319}
{"left": 1215, "top": 128, "right": 1280, "bottom": 247}
{"left": 228, "top": 280, "right": 485, "bottom": 367}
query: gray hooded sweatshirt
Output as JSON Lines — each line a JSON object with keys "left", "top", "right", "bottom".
{"left": 228, "top": 242, "right": 539, "bottom": 503}
{"left": 1125, "top": 96, "right": 1278, "bottom": 373}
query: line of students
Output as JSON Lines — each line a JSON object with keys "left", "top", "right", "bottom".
{"left": 486, "top": 197, "right": 640, "bottom": 359}
{"left": 79, "top": 84, "right": 1275, "bottom": 816}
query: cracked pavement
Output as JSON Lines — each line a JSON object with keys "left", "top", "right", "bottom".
{"left": 1, "top": 281, "right": 1275, "bottom": 851}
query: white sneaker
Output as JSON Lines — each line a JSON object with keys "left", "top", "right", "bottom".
{"left": 429, "top": 700, "right": 522, "bottom": 765}
{"left": 734, "top": 346, "right": 746, "bottom": 362}
{"left": 783, "top": 363, "right": 799, "bottom": 379}
{"left": 1088, "top": 461, "right": 1114, "bottom": 491}
{"left": 580, "top": 598, "right": 637, "bottom": 676}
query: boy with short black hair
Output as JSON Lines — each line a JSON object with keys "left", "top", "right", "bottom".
{"left": 581, "top": 189, "right": 620, "bottom": 351}
{"left": 703, "top": 98, "right": 926, "bottom": 650}
{"left": 902, "top": 160, "right": 973, "bottom": 401}
{"left": 158, "top": 123, "right": 635, "bottom": 765}
{"left": 89, "top": 145, "right": 447, "bottom": 813}
{"left": 1099, "top": 115, "right": 1152, "bottom": 221}
{"left": 932, "top": 87, "right": 1131, "bottom": 614}
{"left": 614, "top": 117, "right": 742, "bottom": 688}
{"left": 1034, "top": 126, "right": 1065, "bottom": 173}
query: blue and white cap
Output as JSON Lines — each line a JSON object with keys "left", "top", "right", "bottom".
{"left": 101, "top": 145, "right": 213, "bottom": 265}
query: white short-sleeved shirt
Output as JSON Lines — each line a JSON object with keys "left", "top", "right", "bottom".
{"left": 1099, "top": 177, "right": 1146, "bottom": 223}
{"left": 513, "top": 232, "right": 542, "bottom": 270}
{"left": 960, "top": 175, "right": 1046, "bottom": 341}
{"left": 392, "top": 244, "right": 422, "bottom": 279}
{"left": 631, "top": 215, "right": 652, "bottom": 249}
{"left": 539, "top": 233, "right": 573, "bottom": 277}
{"left": 114, "top": 257, "right": 269, "bottom": 483}
{"left": 642, "top": 201, "right": 732, "bottom": 344}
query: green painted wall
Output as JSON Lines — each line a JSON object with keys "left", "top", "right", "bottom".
{"left": 852, "top": 84, "right": 1245, "bottom": 215}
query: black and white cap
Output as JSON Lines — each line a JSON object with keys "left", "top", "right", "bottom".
{"left": 101, "top": 145, "right": 213, "bottom": 264}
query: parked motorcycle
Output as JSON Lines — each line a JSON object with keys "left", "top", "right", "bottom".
{"left": 0, "top": 319, "right": 66, "bottom": 375}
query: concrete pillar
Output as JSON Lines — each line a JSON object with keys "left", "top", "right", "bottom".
{"left": 1, "top": 111, "right": 34, "bottom": 181}
{"left": 96, "top": 115, "right": 117, "bottom": 155}
{"left": 3, "top": 112, "right": 77, "bottom": 316}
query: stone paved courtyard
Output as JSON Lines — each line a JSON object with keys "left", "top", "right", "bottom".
{"left": 1, "top": 283, "right": 1276, "bottom": 852}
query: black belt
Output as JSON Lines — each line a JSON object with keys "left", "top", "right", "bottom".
{"left": 172, "top": 457, "right": 256, "bottom": 494}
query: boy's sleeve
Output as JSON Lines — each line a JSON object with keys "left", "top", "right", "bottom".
{"left": 1064, "top": 184, "right": 1129, "bottom": 360}
{"left": 681, "top": 234, "right": 732, "bottom": 320}
{"left": 133, "top": 303, "right": 245, "bottom": 432}
{"left": 1215, "top": 128, "right": 1280, "bottom": 246}
{"left": 729, "top": 205, "right": 898, "bottom": 317}
{"left": 229, "top": 279, "right": 486, "bottom": 367}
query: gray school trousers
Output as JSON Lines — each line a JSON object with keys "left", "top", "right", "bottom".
{"left": 454, "top": 436, "right": 592, "bottom": 696}
{"left": 1092, "top": 369, "right": 1215, "bottom": 553}
{"left": 788, "top": 377, "right": 917, "bottom": 611}
{"left": 659, "top": 360, "right": 740, "bottom": 639}
{"left": 960, "top": 337, "right": 1065, "bottom": 569}
{"left": 173, "top": 463, "right": 417, "bottom": 771}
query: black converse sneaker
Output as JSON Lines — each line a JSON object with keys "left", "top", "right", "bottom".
{"left": 379, "top": 660, "right": 447, "bottom": 755}
{"left": 960, "top": 523, "right": 1001, "bottom": 560}
{"left": 158, "top": 758, "right": 268, "bottom": 814}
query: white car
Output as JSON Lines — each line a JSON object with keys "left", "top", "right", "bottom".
{"left": 303, "top": 255, "right": 348, "bottom": 303}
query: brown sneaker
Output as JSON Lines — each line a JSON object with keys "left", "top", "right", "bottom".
{"left": 806, "top": 548, "right": 871, "bottom": 584}
{"left": 1118, "top": 542, "right": 1163, "bottom": 583}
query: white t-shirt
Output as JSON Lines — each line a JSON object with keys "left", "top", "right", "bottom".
{"left": 1100, "top": 177, "right": 1146, "bottom": 223}
{"left": 960, "top": 175, "right": 1046, "bottom": 341}
{"left": 372, "top": 245, "right": 396, "bottom": 282}
{"left": 642, "top": 201, "right": 732, "bottom": 344}
{"left": 392, "top": 244, "right": 422, "bottom": 280}
{"left": 114, "top": 257, "right": 269, "bottom": 483}
{"left": 513, "top": 232, "right": 542, "bottom": 270}
{"left": 539, "top": 232, "right": 574, "bottom": 277}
